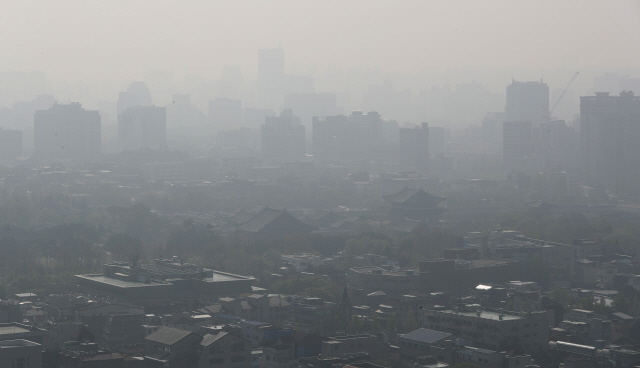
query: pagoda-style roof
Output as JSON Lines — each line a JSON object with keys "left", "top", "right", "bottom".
{"left": 237, "top": 207, "right": 317, "bottom": 235}
{"left": 383, "top": 187, "right": 445, "bottom": 207}
{"left": 228, "top": 210, "right": 257, "bottom": 225}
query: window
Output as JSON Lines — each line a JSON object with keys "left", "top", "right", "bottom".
{"left": 209, "top": 358, "right": 224, "bottom": 365}
{"left": 231, "top": 355, "right": 245, "bottom": 363}
{"left": 230, "top": 340, "right": 245, "bottom": 352}
{"left": 13, "top": 357, "right": 29, "bottom": 368}
{"left": 210, "top": 342, "right": 224, "bottom": 354}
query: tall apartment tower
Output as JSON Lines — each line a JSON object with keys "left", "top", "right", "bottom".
{"left": 503, "top": 121, "right": 533, "bottom": 169}
{"left": 399, "top": 123, "right": 429, "bottom": 174}
{"left": 258, "top": 48, "right": 285, "bottom": 110}
{"left": 34, "top": 103, "right": 101, "bottom": 162}
{"left": 118, "top": 106, "right": 167, "bottom": 151}
{"left": 0, "top": 128, "right": 23, "bottom": 160}
{"left": 505, "top": 80, "right": 549, "bottom": 126}
{"left": 261, "top": 109, "right": 305, "bottom": 165}
{"left": 581, "top": 91, "right": 640, "bottom": 192}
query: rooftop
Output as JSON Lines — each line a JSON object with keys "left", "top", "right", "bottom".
{"left": 401, "top": 328, "right": 452, "bottom": 344}
{"left": 0, "top": 339, "right": 40, "bottom": 347}
{"left": 435, "top": 309, "right": 522, "bottom": 321}
{"left": 0, "top": 326, "right": 30, "bottom": 335}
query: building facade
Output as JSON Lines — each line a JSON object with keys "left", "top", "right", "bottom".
{"left": 34, "top": 103, "right": 101, "bottom": 163}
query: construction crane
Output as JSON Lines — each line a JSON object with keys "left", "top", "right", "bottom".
{"left": 547, "top": 71, "right": 579, "bottom": 121}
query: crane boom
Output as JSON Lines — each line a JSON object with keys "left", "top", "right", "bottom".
{"left": 549, "top": 72, "right": 579, "bottom": 117}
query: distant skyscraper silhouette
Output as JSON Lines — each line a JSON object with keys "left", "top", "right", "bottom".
{"left": 505, "top": 80, "right": 549, "bottom": 126}
{"left": 34, "top": 103, "right": 101, "bottom": 162}
{"left": 503, "top": 121, "right": 532, "bottom": 169}
{"left": 117, "top": 81, "right": 152, "bottom": 114}
{"left": 0, "top": 128, "right": 22, "bottom": 160}
{"left": 581, "top": 91, "right": 640, "bottom": 192}
{"left": 399, "top": 123, "right": 429, "bottom": 174}
{"left": 118, "top": 106, "right": 167, "bottom": 151}
{"left": 261, "top": 109, "right": 305, "bottom": 165}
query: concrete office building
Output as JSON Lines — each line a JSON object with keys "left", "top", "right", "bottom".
{"left": 505, "top": 80, "right": 549, "bottom": 126}
{"left": 118, "top": 105, "right": 166, "bottom": 151}
{"left": 117, "top": 81, "right": 152, "bottom": 114}
{"left": 399, "top": 123, "right": 429, "bottom": 174}
{"left": 261, "top": 109, "right": 305, "bottom": 165}
{"left": 34, "top": 103, "right": 101, "bottom": 163}
{"left": 580, "top": 91, "right": 640, "bottom": 191}
{"left": 424, "top": 308, "right": 549, "bottom": 354}
{"left": 503, "top": 121, "right": 532, "bottom": 170}
{"left": 0, "top": 340, "right": 42, "bottom": 368}
{"left": 0, "top": 128, "right": 22, "bottom": 160}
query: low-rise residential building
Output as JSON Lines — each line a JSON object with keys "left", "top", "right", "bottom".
{"left": 321, "top": 334, "right": 389, "bottom": 360}
{"left": 197, "top": 331, "right": 252, "bottom": 368}
{"left": 348, "top": 267, "right": 419, "bottom": 297}
{"left": 424, "top": 308, "right": 549, "bottom": 354}
{"left": 286, "top": 297, "right": 337, "bottom": 335}
{"left": 0, "top": 339, "right": 42, "bottom": 368}
{"left": 399, "top": 328, "right": 452, "bottom": 362}
{"left": 281, "top": 253, "right": 335, "bottom": 271}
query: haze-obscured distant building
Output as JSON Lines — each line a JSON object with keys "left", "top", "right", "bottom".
{"left": 399, "top": 123, "right": 429, "bottom": 174}
{"left": 117, "top": 81, "right": 152, "bottom": 114}
{"left": 505, "top": 80, "right": 549, "bottom": 126}
{"left": 580, "top": 91, "right": 640, "bottom": 192}
{"left": 118, "top": 106, "right": 166, "bottom": 151}
{"left": 503, "top": 121, "right": 532, "bottom": 170}
{"left": 34, "top": 102, "right": 101, "bottom": 163}
{"left": 312, "top": 111, "right": 398, "bottom": 164}
{"left": 0, "top": 128, "right": 22, "bottom": 160}
{"left": 261, "top": 109, "right": 305, "bottom": 165}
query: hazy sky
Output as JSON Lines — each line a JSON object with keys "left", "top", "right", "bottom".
{"left": 1, "top": 0, "right": 640, "bottom": 87}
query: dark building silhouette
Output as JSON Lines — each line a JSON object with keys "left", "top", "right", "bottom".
{"left": 34, "top": 102, "right": 101, "bottom": 163}
{"left": 580, "top": 91, "right": 640, "bottom": 192}
{"left": 399, "top": 123, "right": 429, "bottom": 174}
{"left": 312, "top": 111, "right": 397, "bottom": 163}
{"left": 383, "top": 187, "right": 445, "bottom": 222}
{"left": 261, "top": 109, "right": 305, "bottom": 165}
{"left": 236, "top": 207, "right": 316, "bottom": 238}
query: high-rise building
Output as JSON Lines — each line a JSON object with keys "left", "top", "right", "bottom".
{"left": 428, "top": 126, "right": 445, "bottom": 157}
{"left": 258, "top": 48, "right": 285, "bottom": 110}
{"left": 209, "top": 97, "right": 242, "bottom": 129}
{"left": 399, "top": 123, "right": 429, "bottom": 174}
{"left": 34, "top": 103, "right": 101, "bottom": 162}
{"left": 0, "top": 128, "right": 22, "bottom": 161}
{"left": 261, "top": 109, "right": 305, "bottom": 165}
{"left": 118, "top": 106, "right": 166, "bottom": 151}
{"left": 117, "top": 81, "right": 152, "bottom": 114}
{"left": 503, "top": 121, "right": 532, "bottom": 170}
{"left": 312, "top": 111, "right": 398, "bottom": 163}
{"left": 166, "top": 94, "right": 207, "bottom": 128}
{"left": 505, "top": 80, "right": 549, "bottom": 126}
{"left": 581, "top": 91, "right": 640, "bottom": 191}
